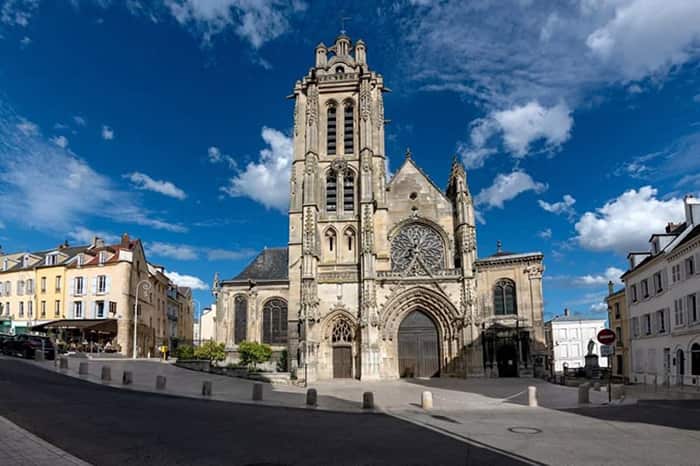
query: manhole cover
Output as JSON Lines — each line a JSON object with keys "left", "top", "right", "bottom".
{"left": 508, "top": 426, "right": 542, "bottom": 434}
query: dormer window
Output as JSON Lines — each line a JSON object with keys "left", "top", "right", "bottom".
{"left": 336, "top": 66, "right": 344, "bottom": 74}
{"left": 99, "top": 251, "right": 107, "bottom": 264}
{"left": 76, "top": 255, "right": 83, "bottom": 267}
{"left": 652, "top": 239, "right": 659, "bottom": 254}
{"left": 2, "top": 259, "right": 7, "bottom": 272}
{"left": 45, "top": 254, "right": 58, "bottom": 266}
{"left": 22, "top": 255, "right": 29, "bottom": 268}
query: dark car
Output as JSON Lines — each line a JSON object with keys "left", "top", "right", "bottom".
{"left": 0, "top": 333, "right": 13, "bottom": 352}
{"left": 5, "top": 334, "right": 56, "bottom": 360}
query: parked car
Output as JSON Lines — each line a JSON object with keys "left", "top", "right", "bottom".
{"left": 4, "top": 334, "right": 56, "bottom": 360}
{"left": 0, "top": 333, "right": 13, "bottom": 352}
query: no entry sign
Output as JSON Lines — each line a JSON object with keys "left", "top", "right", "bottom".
{"left": 597, "top": 328, "right": 616, "bottom": 345}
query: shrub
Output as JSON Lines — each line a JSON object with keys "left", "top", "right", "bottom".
{"left": 238, "top": 341, "right": 272, "bottom": 370}
{"left": 277, "top": 349, "right": 288, "bottom": 372}
{"left": 176, "top": 344, "right": 195, "bottom": 360}
{"left": 194, "top": 340, "right": 226, "bottom": 363}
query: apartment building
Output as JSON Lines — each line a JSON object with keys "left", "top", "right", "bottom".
{"left": 545, "top": 308, "right": 608, "bottom": 373}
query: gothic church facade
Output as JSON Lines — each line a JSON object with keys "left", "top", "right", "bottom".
{"left": 214, "top": 34, "right": 545, "bottom": 381}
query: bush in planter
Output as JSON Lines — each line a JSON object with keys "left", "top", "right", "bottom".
{"left": 238, "top": 341, "right": 272, "bottom": 370}
{"left": 176, "top": 344, "right": 195, "bottom": 360}
{"left": 277, "top": 349, "right": 288, "bottom": 372}
{"left": 194, "top": 340, "right": 226, "bottom": 363}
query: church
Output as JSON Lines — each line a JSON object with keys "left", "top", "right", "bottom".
{"left": 213, "top": 33, "right": 546, "bottom": 382}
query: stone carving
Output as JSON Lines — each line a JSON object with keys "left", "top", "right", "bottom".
{"left": 301, "top": 279, "right": 320, "bottom": 323}
{"left": 302, "top": 208, "right": 318, "bottom": 256}
{"left": 525, "top": 264, "right": 544, "bottom": 279}
{"left": 374, "top": 93, "right": 384, "bottom": 130}
{"left": 305, "top": 152, "right": 318, "bottom": 175}
{"left": 360, "top": 80, "right": 371, "bottom": 121}
{"left": 293, "top": 96, "right": 299, "bottom": 136}
{"left": 330, "top": 158, "right": 348, "bottom": 174}
{"left": 306, "top": 85, "right": 319, "bottom": 127}
{"left": 391, "top": 223, "right": 445, "bottom": 275}
{"left": 361, "top": 204, "right": 374, "bottom": 254}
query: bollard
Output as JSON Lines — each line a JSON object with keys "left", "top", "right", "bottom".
{"left": 306, "top": 388, "right": 318, "bottom": 407}
{"left": 362, "top": 391, "right": 374, "bottom": 410}
{"left": 156, "top": 375, "right": 167, "bottom": 390}
{"left": 101, "top": 366, "right": 111, "bottom": 382}
{"left": 528, "top": 386, "right": 538, "bottom": 407}
{"left": 252, "top": 383, "right": 263, "bottom": 401}
{"left": 578, "top": 383, "right": 590, "bottom": 404}
{"left": 78, "top": 362, "right": 89, "bottom": 375}
{"left": 593, "top": 382, "right": 601, "bottom": 391}
{"left": 122, "top": 371, "right": 133, "bottom": 385}
{"left": 59, "top": 357, "right": 68, "bottom": 370}
{"left": 34, "top": 350, "right": 45, "bottom": 361}
{"left": 202, "top": 381, "right": 212, "bottom": 397}
{"left": 421, "top": 391, "right": 433, "bottom": 410}
{"left": 612, "top": 384, "right": 625, "bottom": 400}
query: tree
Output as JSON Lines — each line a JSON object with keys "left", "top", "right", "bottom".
{"left": 194, "top": 340, "right": 226, "bottom": 363}
{"left": 238, "top": 341, "right": 272, "bottom": 370}
{"left": 176, "top": 344, "right": 195, "bottom": 360}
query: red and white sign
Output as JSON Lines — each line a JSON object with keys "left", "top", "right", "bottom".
{"left": 597, "top": 328, "right": 616, "bottom": 345}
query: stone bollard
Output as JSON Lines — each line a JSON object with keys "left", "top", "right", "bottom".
{"left": 156, "top": 375, "right": 167, "bottom": 390}
{"left": 78, "top": 362, "right": 89, "bottom": 375}
{"left": 101, "top": 366, "right": 111, "bottom": 382}
{"left": 59, "top": 357, "right": 69, "bottom": 370}
{"left": 34, "top": 349, "right": 45, "bottom": 361}
{"left": 421, "top": 391, "right": 433, "bottom": 410}
{"left": 252, "top": 383, "right": 263, "bottom": 401}
{"left": 122, "top": 371, "right": 133, "bottom": 385}
{"left": 362, "top": 391, "right": 374, "bottom": 410}
{"left": 612, "top": 385, "right": 625, "bottom": 400}
{"left": 202, "top": 381, "right": 212, "bottom": 397}
{"left": 593, "top": 382, "right": 601, "bottom": 391}
{"left": 578, "top": 383, "right": 590, "bottom": 404}
{"left": 528, "top": 386, "right": 538, "bottom": 407}
{"left": 306, "top": 388, "right": 318, "bottom": 407}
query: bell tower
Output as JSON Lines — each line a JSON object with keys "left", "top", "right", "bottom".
{"left": 288, "top": 33, "right": 387, "bottom": 382}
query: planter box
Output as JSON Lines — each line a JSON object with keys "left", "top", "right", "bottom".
{"left": 175, "top": 359, "right": 211, "bottom": 372}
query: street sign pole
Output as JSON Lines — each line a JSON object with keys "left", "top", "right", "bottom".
{"left": 597, "top": 329, "right": 617, "bottom": 404}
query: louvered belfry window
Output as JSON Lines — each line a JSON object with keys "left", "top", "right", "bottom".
{"left": 263, "top": 298, "right": 288, "bottom": 344}
{"left": 326, "top": 173, "right": 337, "bottom": 212}
{"left": 327, "top": 105, "right": 337, "bottom": 155}
{"left": 343, "top": 172, "right": 354, "bottom": 212}
{"left": 343, "top": 104, "right": 354, "bottom": 154}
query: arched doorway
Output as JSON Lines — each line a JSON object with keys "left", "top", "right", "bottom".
{"left": 677, "top": 349, "right": 685, "bottom": 385}
{"left": 398, "top": 310, "right": 439, "bottom": 378}
{"left": 331, "top": 319, "right": 354, "bottom": 379}
{"left": 497, "top": 343, "right": 518, "bottom": 377}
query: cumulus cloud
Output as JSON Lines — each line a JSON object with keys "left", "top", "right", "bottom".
{"left": 73, "top": 115, "right": 87, "bottom": 127}
{"left": 0, "top": 101, "right": 185, "bottom": 234}
{"left": 575, "top": 267, "right": 625, "bottom": 286}
{"left": 221, "top": 126, "right": 291, "bottom": 212}
{"left": 1, "top": 0, "right": 39, "bottom": 27}
{"left": 50, "top": 135, "right": 69, "bottom": 148}
{"left": 574, "top": 186, "right": 685, "bottom": 253}
{"left": 475, "top": 171, "right": 548, "bottom": 209}
{"left": 101, "top": 124, "right": 114, "bottom": 140}
{"left": 68, "top": 227, "right": 119, "bottom": 245}
{"left": 164, "top": 270, "right": 209, "bottom": 290}
{"left": 539, "top": 194, "right": 576, "bottom": 219}
{"left": 207, "top": 145, "right": 237, "bottom": 169}
{"left": 538, "top": 228, "right": 552, "bottom": 240}
{"left": 590, "top": 302, "right": 608, "bottom": 312}
{"left": 124, "top": 172, "right": 187, "bottom": 200}
{"left": 146, "top": 241, "right": 255, "bottom": 262}
{"left": 16, "top": 118, "right": 38, "bottom": 136}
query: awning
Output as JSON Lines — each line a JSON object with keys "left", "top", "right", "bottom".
{"left": 31, "top": 319, "right": 118, "bottom": 334}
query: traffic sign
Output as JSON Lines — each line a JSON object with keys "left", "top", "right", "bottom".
{"left": 600, "top": 345, "right": 615, "bottom": 357}
{"left": 597, "top": 328, "right": 616, "bottom": 345}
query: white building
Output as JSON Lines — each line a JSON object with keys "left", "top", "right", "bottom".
{"left": 545, "top": 309, "right": 608, "bottom": 373}
{"left": 622, "top": 195, "right": 700, "bottom": 386}
{"left": 199, "top": 305, "right": 215, "bottom": 342}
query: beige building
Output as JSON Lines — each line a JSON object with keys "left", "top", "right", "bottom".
{"left": 606, "top": 282, "right": 631, "bottom": 381}
{"left": 214, "top": 34, "right": 545, "bottom": 382}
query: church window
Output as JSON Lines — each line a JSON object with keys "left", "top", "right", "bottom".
{"left": 336, "top": 66, "right": 344, "bottom": 74}
{"left": 327, "top": 105, "right": 337, "bottom": 155}
{"left": 343, "top": 172, "right": 354, "bottom": 211}
{"left": 332, "top": 319, "right": 354, "bottom": 343}
{"left": 343, "top": 103, "right": 354, "bottom": 154}
{"left": 326, "top": 229, "right": 336, "bottom": 255}
{"left": 326, "top": 173, "right": 337, "bottom": 212}
{"left": 234, "top": 295, "right": 247, "bottom": 344}
{"left": 345, "top": 229, "right": 354, "bottom": 251}
{"left": 494, "top": 279, "right": 517, "bottom": 315}
{"left": 263, "top": 298, "right": 288, "bottom": 345}
{"left": 390, "top": 223, "right": 445, "bottom": 275}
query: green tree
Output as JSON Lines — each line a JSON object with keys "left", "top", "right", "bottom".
{"left": 176, "top": 344, "right": 195, "bottom": 360}
{"left": 238, "top": 341, "right": 272, "bottom": 370}
{"left": 194, "top": 340, "right": 226, "bottom": 363}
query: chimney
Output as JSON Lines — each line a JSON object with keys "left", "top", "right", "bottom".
{"left": 121, "top": 233, "right": 130, "bottom": 247}
{"left": 564, "top": 308, "right": 570, "bottom": 317}
{"left": 58, "top": 240, "right": 69, "bottom": 250}
{"left": 685, "top": 195, "right": 700, "bottom": 226}
{"left": 608, "top": 280, "right": 614, "bottom": 296}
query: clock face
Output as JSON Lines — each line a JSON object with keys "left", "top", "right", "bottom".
{"left": 391, "top": 224, "right": 445, "bottom": 275}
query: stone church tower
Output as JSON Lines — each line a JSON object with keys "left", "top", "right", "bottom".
{"left": 214, "top": 34, "right": 546, "bottom": 382}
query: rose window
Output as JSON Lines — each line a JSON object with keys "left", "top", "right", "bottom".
{"left": 390, "top": 224, "right": 445, "bottom": 275}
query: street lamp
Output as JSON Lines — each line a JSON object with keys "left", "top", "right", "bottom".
{"left": 192, "top": 298, "right": 201, "bottom": 346}
{"left": 133, "top": 279, "right": 152, "bottom": 359}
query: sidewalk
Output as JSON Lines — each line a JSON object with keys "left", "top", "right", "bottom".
{"left": 0, "top": 415, "right": 91, "bottom": 466}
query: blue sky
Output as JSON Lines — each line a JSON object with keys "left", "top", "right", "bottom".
{"left": 1, "top": 0, "right": 700, "bottom": 321}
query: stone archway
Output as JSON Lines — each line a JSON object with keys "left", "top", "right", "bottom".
{"left": 398, "top": 310, "right": 439, "bottom": 378}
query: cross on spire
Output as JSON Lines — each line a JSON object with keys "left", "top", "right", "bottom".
{"left": 340, "top": 16, "right": 351, "bottom": 34}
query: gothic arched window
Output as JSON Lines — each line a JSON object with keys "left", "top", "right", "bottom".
{"left": 343, "top": 103, "right": 354, "bottom": 155}
{"left": 343, "top": 171, "right": 354, "bottom": 212}
{"left": 390, "top": 223, "right": 446, "bottom": 275}
{"left": 344, "top": 227, "right": 355, "bottom": 252}
{"left": 692, "top": 343, "right": 700, "bottom": 376}
{"left": 327, "top": 104, "right": 337, "bottom": 155}
{"left": 263, "top": 298, "right": 288, "bottom": 344}
{"left": 331, "top": 319, "right": 354, "bottom": 344}
{"left": 326, "top": 172, "right": 337, "bottom": 212}
{"left": 494, "top": 279, "right": 517, "bottom": 316}
{"left": 234, "top": 295, "right": 247, "bottom": 344}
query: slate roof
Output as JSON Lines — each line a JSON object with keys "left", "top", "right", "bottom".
{"left": 547, "top": 314, "right": 606, "bottom": 324}
{"left": 674, "top": 224, "right": 700, "bottom": 249}
{"left": 230, "top": 247, "right": 289, "bottom": 282}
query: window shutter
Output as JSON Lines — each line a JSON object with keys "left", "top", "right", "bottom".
{"left": 92, "top": 277, "right": 97, "bottom": 295}
{"left": 70, "top": 278, "right": 75, "bottom": 296}
{"left": 106, "top": 276, "right": 111, "bottom": 293}
{"left": 662, "top": 269, "right": 669, "bottom": 290}
{"left": 92, "top": 302, "right": 97, "bottom": 319}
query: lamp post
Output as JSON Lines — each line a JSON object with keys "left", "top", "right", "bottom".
{"left": 133, "top": 279, "right": 152, "bottom": 359}
{"left": 192, "top": 299, "right": 201, "bottom": 346}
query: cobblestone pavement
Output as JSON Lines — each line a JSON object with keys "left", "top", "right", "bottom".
{"left": 0, "top": 415, "right": 91, "bottom": 466}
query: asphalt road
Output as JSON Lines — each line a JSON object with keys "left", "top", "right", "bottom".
{"left": 0, "top": 359, "right": 531, "bottom": 466}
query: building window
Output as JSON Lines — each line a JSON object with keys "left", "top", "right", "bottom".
{"left": 688, "top": 294, "right": 698, "bottom": 322}
{"left": 692, "top": 344, "right": 700, "bottom": 376}
{"left": 98, "top": 251, "right": 107, "bottom": 264}
{"left": 493, "top": 279, "right": 517, "bottom": 315}
{"left": 262, "top": 298, "right": 288, "bottom": 344}
{"left": 643, "top": 314, "right": 652, "bottom": 335}
{"left": 55, "top": 300, "right": 60, "bottom": 317}
{"left": 675, "top": 299, "right": 685, "bottom": 326}
{"left": 45, "top": 254, "right": 57, "bottom": 266}
{"left": 326, "top": 173, "right": 337, "bottom": 212}
{"left": 40, "top": 300, "right": 46, "bottom": 318}
{"left": 343, "top": 172, "right": 354, "bottom": 212}
{"left": 109, "top": 302, "right": 117, "bottom": 316}
{"left": 95, "top": 301, "right": 105, "bottom": 319}
{"left": 97, "top": 275, "right": 107, "bottom": 294}
{"left": 615, "top": 326, "right": 622, "bottom": 345}
{"left": 345, "top": 228, "right": 355, "bottom": 253}
{"left": 343, "top": 103, "right": 354, "bottom": 154}
{"left": 653, "top": 272, "right": 662, "bottom": 293}
{"left": 641, "top": 279, "right": 649, "bottom": 298}
{"left": 234, "top": 295, "right": 247, "bottom": 344}
{"left": 327, "top": 104, "right": 337, "bottom": 155}
{"left": 74, "top": 277, "right": 84, "bottom": 295}
{"left": 27, "top": 300, "right": 32, "bottom": 317}
{"left": 614, "top": 303, "right": 620, "bottom": 319}
{"left": 631, "top": 284, "right": 638, "bottom": 302}
{"left": 3, "top": 281, "right": 9, "bottom": 296}
{"left": 73, "top": 301, "right": 83, "bottom": 318}
{"left": 656, "top": 309, "right": 666, "bottom": 334}
{"left": 4, "top": 302, "right": 9, "bottom": 316}
{"left": 18, "top": 280, "right": 25, "bottom": 295}
{"left": 672, "top": 263, "right": 681, "bottom": 283}
{"left": 331, "top": 318, "right": 354, "bottom": 343}
{"left": 632, "top": 317, "right": 639, "bottom": 337}
{"left": 326, "top": 228, "right": 336, "bottom": 253}
{"left": 55, "top": 276, "right": 61, "bottom": 292}
{"left": 686, "top": 257, "right": 696, "bottom": 276}
{"left": 19, "top": 301, "right": 24, "bottom": 317}
{"left": 40, "top": 277, "right": 46, "bottom": 293}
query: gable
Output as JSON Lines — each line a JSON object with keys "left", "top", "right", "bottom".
{"left": 387, "top": 157, "right": 451, "bottom": 209}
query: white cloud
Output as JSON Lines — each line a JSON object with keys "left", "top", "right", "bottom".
{"left": 539, "top": 194, "right": 576, "bottom": 219}
{"left": 147, "top": 242, "right": 199, "bottom": 260}
{"left": 590, "top": 302, "right": 608, "bottom": 312}
{"left": 68, "top": 227, "right": 119, "bottom": 245}
{"left": 475, "top": 171, "right": 547, "bottom": 209}
{"left": 101, "top": 125, "right": 114, "bottom": 140}
{"left": 73, "top": 115, "right": 87, "bottom": 127}
{"left": 164, "top": 0, "right": 306, "bottom": 48}
{"left": 19, "top": 35, "right": 31, "bottom": 47}
{"left": 164, "top": 270, "right": 209, "bottom": 290}
{"left": 16, "top": 118, "right": 38, "bottom": 136}
{"left": 221, "top": 126, "right": 291, "bottom": 212}
{"left": 207, "top": 145, "right": 237, "bottom": 169}
{"left": 124, "top": 172, "right": 187, "bottom": 200}
{"left": 574, "top": 186, "right": 685, "bottom": 253}
{"left": 50, "top": 135, "right": 69, "bottom": 148}
{"left": 575, "top": 267, "right": 625, "bottom": 286}
{"left": 538, "top": 228, "right": 552, "bottom": 240}
{"left": 0, "top": 101, "right": 186, "bottom": 234}
{"left": 1, "top": 0, "right": 39, "bottom": 27}
{"left": 586, "top": 0, "right": 700, "bottom": 81}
